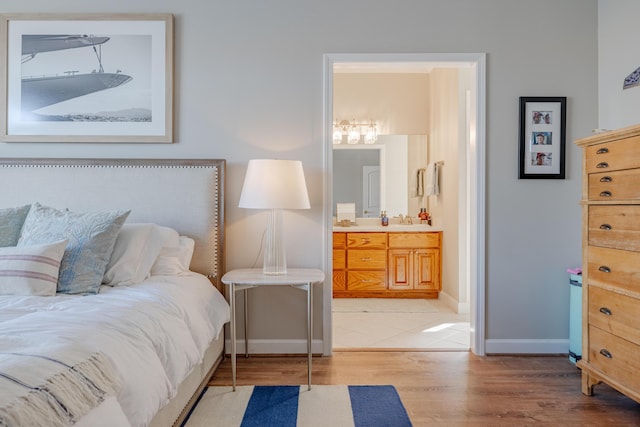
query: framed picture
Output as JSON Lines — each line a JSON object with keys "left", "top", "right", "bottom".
{"left": 518, "top": 96, "right": 566, "bottom": 179}
{"left": 0, "top": 13, "right": 173, "bottom": 143}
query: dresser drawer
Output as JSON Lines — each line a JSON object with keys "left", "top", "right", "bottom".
{"left": 347, "top": 271, "right": 386, "bottom": 291}
{"left": 332, "top": 271, "right": 346, "bottom": 291}
{"left": 388, "top": 232, "right": 440, "bottom": 248}
{"left": 589, "top": 169, "right": 640, "bottom": 201}
{"left": 587, "top": 246, "right": 640, "bottom": 294}
{"left": 587, "top": 326, "right": 640, "bottom": 393}
{"left": 347, "top": 249, "right": 386, "bottom": 270}
{"left": 585, "top": 135, "right": 640, "bottom": 173}
{"left": 589, "top": 286, "right": 640, "bottom": 346}
{"left": 588, "top": 205, "right": 640, "bottom": 251}
{"left": 333, "top": 232, "right": 346, "bottom": 249}
{"left": 347, "top": 233, "right": 387, "bottom": 249}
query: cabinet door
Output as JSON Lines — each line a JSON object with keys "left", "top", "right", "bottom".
{"left": 388, "top": 249, "right": 413, "bottom": 290}
{"left": 414, "top": 248, "right": 441, "bottom": 290}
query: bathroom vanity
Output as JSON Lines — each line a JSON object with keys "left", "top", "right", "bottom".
{"left": 332, "top": 223, "right": 442, "bottom": 298}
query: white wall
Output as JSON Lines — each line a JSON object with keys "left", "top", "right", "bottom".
{"left": 428, "top": 69, "right": 461, "bottom": 307}
{"left": 381, "top": 135, "right": 408, "bottom": 217}
{"left": 598, "top": 0, "right": 640, "bottom": 130}
{"left": 1, "top": 0, "right": 598, "bottom": 354}
{"left": 407, "top": 134, "right": 428, "bottom": 217}
{"left": 334, "top": 73, "right": 429, "bottom": 135}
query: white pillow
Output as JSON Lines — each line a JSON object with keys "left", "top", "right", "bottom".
{"left": 152, "top": 224, "right": 181, "bottom": 249}
{"left": 150, "top": 236, "right": 195, "bottom": 276}
{"left": 0, "top": 240, "right": 68, "bottom": 296}
{"left": 103, "top": 223, "right": 179, "bottom": 286}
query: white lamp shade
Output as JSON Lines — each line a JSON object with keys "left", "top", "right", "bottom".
{"left": 239, "top": 159, "right": 311, "bottom": 210}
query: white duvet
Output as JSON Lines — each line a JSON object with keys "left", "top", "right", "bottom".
{"left": 0, "top": 273, "right": 230, "bottom": 427}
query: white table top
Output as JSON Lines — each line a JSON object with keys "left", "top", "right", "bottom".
{"left": 221, "top": 268, "right": 325, "bottom": 286}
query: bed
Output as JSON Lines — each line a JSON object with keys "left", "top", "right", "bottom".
{"left": 0, "top": 158, "right": 228, "bottom": 427}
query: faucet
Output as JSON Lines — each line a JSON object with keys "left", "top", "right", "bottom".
{"left": 395, "top": 214, "right": 413, "bottom": 224}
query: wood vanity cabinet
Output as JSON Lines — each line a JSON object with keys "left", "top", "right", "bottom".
{"left": 332, "top": 231, "right": 441, "bottom": 298}
{"left": 332, "top": 232, "right": 347, "bottom": 291}
{"left": 388, "top": 232, "right": 441, "bottom": 298}
{"left": 344, "top": 232, "right": 387, "bottom": 294}
{"left": 575, "top": 124, "right": 640, "bottom": 404}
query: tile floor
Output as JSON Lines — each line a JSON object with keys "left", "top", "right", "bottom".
{"left": 332, "top": 298, "right": 470, "bottom": 351}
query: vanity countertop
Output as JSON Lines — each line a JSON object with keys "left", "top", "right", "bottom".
{"left": 333, "top": 223, "right": 442, "bottom": 232}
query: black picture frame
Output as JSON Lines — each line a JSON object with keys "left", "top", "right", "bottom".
{"left": 518, "top": 96, "right": 566, "bottom": 179}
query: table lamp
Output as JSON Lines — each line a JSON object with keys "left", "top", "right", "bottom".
{"left": 238, "top": 159, "right": 311, "bottom": 275}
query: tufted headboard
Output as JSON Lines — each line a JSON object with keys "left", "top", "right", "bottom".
{"left": 0, "top": 158, "right": 225, "bottom": 289}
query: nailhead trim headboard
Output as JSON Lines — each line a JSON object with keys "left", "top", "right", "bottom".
{"left": 0, "top": 158, "right": 225, "bottom": 289}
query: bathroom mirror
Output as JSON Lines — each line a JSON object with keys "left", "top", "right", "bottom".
{"left": 333, "top": 134, "right": 427, "bottom": 219}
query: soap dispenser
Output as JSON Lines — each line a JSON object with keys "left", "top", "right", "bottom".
{"left": 381, "top": 210, "right": 388, "bottom": 226}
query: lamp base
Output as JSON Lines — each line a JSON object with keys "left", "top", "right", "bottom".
{"left": 263, "top": 208, "right": 287, "bottom": 275}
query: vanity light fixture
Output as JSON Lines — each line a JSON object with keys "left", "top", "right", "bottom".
{"left": 347, "top": 120, "right": 360, "bottom": 144}
{"left": 333, "top": 119, "right": 378, "bottom": 144}
{"left": 364, "top": 120, "right": 377, "bottom": 144}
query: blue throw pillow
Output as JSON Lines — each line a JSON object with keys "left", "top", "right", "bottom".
{"left": 0, "top": 205, "right": 31, "bottom": 247}
{"left": 18, "top": 202, "right": 130, "bottom": 295}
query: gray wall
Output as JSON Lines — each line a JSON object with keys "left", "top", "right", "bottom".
{"left": 598, "top": 0, "right": 640, "bottom": 130}
{"left": 1, "top": 0, "right": 599, "bottom": 353}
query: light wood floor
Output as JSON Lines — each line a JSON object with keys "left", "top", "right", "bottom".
{"left": 208, "top": 351, "right": 640, "bottom": 425}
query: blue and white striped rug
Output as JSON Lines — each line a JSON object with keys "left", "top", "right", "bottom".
{"left": 183, "top": 385, "right": 412, "bottom": 427}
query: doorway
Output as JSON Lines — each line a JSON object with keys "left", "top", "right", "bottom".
{"left": 361, "top": 165, "right": 380, "bottom": 218}
{"left": 322, "top": 53, "right": 486, "bottom": 355}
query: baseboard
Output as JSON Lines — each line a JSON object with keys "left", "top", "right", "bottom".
{"left": 225, "top": 338, "right": 569, "bottom": 355}
{"left": 225, "top": 339, "right": 325, "bottom": 355}
{"left": 485, "top": 338, "right": 569, "bottom": 354}
{"left": 438, "top": 291, "right": 470, "bottom": 314}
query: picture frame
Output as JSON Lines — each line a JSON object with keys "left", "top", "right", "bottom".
{"left": 518, "top": 96, "right": 566, "bottom": 179}
{"left": 0, "top": 13, "right": 173, "bottom": 143}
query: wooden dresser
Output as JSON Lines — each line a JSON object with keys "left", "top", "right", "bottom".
{"left": 332, "top": 231, "right": 442, "bottom": 298}
{"left": 574, "top": 124, "right": 640, "bottom": 404}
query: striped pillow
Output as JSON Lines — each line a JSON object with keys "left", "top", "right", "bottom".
{"left": 0, "top": 240, "right": 67, "bottom": 296}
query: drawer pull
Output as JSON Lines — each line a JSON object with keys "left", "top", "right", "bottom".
{"left": 596, "top": 162, "right": 609, "bottom": 168}
{"left": 599, "top": 224, "right": 612, "bottom": 230}
{"left": 361, "top": 239, "right": 370, "bottom": 243}
{"left": 360, "top": 257, "right": 372, "bottom": 261}
{"left": 599, "top": 307, "right": 612, "bottom": 316}
{"left": 599, "top": 176, "right": 612, "bottom": 183}
{"left": 599, "top": 349, "right": 612, "bottom": 359}
{"left": 599, "top": 191, "right": 612, "bottom": 197}
{"left": 596, "top": 147, "right": 609, "bottom": 154}
{"left": 360, "top": 279, "right": 373, "bottom": 283}
{"left": 598, "top": 266, "right": 611, "bottom": 273}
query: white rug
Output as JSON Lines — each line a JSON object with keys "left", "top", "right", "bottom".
{"left": 332, "top": 298, "right": 439, "bottom": 313}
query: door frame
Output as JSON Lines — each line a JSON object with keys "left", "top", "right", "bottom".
{"left": 322, "top": 52, "right": 487, "bottom": 355}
